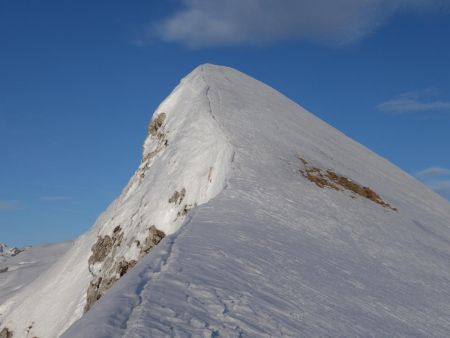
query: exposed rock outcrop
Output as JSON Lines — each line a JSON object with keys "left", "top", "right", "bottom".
{"left": 299, "top": 157, "right": 397, "bottom": 211}
{"left": 138, "top": 112, "right": 169, "bottom": 179}
{"left": 88, "top": 226, "right": 123, "bottom": 267}
{"left": 148, "top": 112, "right": 166, "bottom": 137}
{"left": 85, "top": 225, "right": 165, "bottom": 312}
{"left": 169, "top": 188, "right": 186, "bottom": 205}
{"left": 139, "top": 226, "right": 165, "bottom": 256}
{"left": 0, "top": 327, "right": 13, "bottom": 338}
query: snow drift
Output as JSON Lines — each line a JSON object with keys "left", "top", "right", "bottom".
{"left": 2, "top": 64, "right": 450, "bottom": 337}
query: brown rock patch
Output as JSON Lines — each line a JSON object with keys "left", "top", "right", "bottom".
{"left": 0, "top": 328, "right": 13, "bottom": 338}
{"left": 299, "top": 157, "right": 397, "bottom": 211}
{"left": 139, "top": 113, "right": 169, "bottom": 179}
{"left": 148, "top": 112, "right": 166, "bottom": 137}
{"left": 140, "top": 226, "right": 165, "bottom": 256}
{"left": 169, "top": 188, "right": 186, "bottom": 205}
{"left": 85, "top": 225, "right": 165, "bottom": 313}
{"left": 88, "top": 226, "right": 123, "bottom": 266}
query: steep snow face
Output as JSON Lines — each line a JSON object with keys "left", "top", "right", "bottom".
{"left": 0, "top": 67, "right": 234, "bottom": 338}
{"left": 63, "top": 65, "right": 450, "bottom": 337}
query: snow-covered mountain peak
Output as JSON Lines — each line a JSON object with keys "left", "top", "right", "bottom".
{"left": 0, "top": 243, "right": 22, "bottom": 257}
{"left": 2, "top": 64, "right": 450, "bottom": 337}
{"left": 0, "top": 243, "right": 8, "bottom": 254}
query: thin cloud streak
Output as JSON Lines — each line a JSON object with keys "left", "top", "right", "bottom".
{"left": 47, "top": 207, "right": 88, "bottom": 215}
{"left": 378, "top": 89, "right": 450, "bottom": 115}
{"left": 152, "top": 0, "right": 449, "bottom": 48}
{"left": 417, "top": 167, "right": 450, "bottom": 178}
{"left": 40, "top": 196, "right": 72, "bottom": 201}
{"left": 415, "top": 166, "right": 450, "bottom": 200}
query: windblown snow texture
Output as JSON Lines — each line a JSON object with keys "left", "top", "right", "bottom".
{"left": 3, "top": 64, "right": 450, "bottom": 337}
{"left": 0, "top": 242, "right": 71, "bottom": 305}
{"left": 64, "top": 65, "right": 450, "bottom": 337}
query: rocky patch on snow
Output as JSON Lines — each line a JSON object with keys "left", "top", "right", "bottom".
{"left": 85, "top": 225, "right": 165, "bottom": 312}
{"left": 299, "top": 157, "right": 397, "bottom": 211}
{"left": 168, "top": 188, "right": 186, "bottom": 205}
{"left": 136, "top": 225, "right": 165, "bottom": 256}
{"left": 168, "top": 189, "right": 197, "bottom": 219}
{"left": 85, "top": 226, "right": 126, "bottom": 312}
{"left": 138, "top": 112, "right": 169, "bottom": 180}
{"left": 88, "top": 226, "right": 123, "bottom": 267}
{"left": 148, "top": 112, "right": 166, "bottom": 137}
{"left": 0, "top": 327, "right": 13, "bottom": 338}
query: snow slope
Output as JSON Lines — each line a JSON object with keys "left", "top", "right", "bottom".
{"left": 0, "top": 242, "right": 71, "bottom": 305}
{"left": 3, "top": 64, "right": 450, "bottom": 337}
{"left": 0, "top": 65, "right": 233, "bottom": 338}
{"left": 64, "top": 65, "right": 450, "bottom": 337}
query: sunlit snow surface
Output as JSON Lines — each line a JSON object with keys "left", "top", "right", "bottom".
{"left": 0, "top": 242, "right": 71, "bottom": 305}
{"left": 3, "top": 65, "right": 450, "bottom": 337}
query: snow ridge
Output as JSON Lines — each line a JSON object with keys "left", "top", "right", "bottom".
{"left": 64, "top": 64, "right": 450, "bottom": 337}
{"left": 0, "top": 65, "right": 234, "bottom": 338}
{"left": 3, "top": 64, "right": 450, "bottom": 337}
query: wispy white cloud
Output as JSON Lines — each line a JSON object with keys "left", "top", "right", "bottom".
{"left": 417, "top": 167, "right": 450, "bottom": 178}
{"left": 415, "top": 166, "right": 450, "bottom": 200}
{"left": 0, "top": 201, "right": 18, "bottom": 211}
{"left": 151, "top": 0, "right": 448, "bottom": 48}
{"left": 378, "top": 89, "right": 450, "bottom": 115}
{"left": 47, "top": 207, "right": 87, "bottom": 215}
{"left": 39, "top": 196, "right": 71, "bottom": 201}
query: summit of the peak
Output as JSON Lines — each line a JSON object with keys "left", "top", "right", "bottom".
{"left": 193, "top": 63, "right": 231, "bottom": 73}
{"left": 183, "top": 63, "right": 244, "bottom": 83}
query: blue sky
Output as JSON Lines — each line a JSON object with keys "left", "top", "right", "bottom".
{"left": 1, "top": 0, "right": 450, "bottom": 247}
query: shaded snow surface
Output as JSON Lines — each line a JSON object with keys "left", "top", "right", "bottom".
{"left": 3, "top": 64, "right": 450, "bottom": 337}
